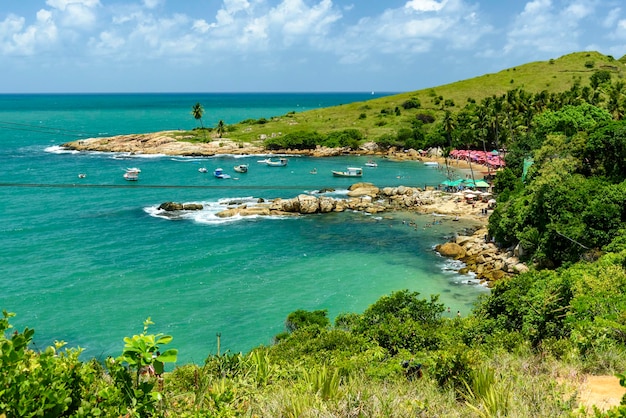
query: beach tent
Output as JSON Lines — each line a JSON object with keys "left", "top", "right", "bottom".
{"left": 474, "top": 180, "right": 490, "bottom": 188}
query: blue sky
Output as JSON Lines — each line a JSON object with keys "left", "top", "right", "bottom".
{"left": 1, "top": 0, "right": 625, "bottom": 93}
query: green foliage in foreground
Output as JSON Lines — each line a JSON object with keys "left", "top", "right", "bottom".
{"left": 3, "top": 253, "right": 626, "bottom": 417}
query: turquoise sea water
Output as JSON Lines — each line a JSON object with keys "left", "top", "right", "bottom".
{"left": 0, "top": 93, "right": 488, "bottom": 364}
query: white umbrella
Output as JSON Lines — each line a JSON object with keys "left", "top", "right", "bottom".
{"left": 465, "top": 194, "right": 476, "bottom": 199}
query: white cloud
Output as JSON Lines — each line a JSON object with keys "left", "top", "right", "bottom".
{"left": 0, "top": 9, "right": 58, "bottom": 55}
{"left": 332, "top": 0, "right": 490, "bottom": 64}
{"left": 603, "top": 8, "right": 621, "bottom": 28}
{"left": 45, "top": 0, "right": 101, "bottom": 30}
{"left": 143, "top": 0, "right": 164, "bottom": 9}
{"left": 503, "top": 0, "right": 597, "bottom": 56}
{"left": 614, "top": 19, "right": 626, "bottom": 40}
{"left": 46, "top": 0, "right": 101, "bottom": 10}
{"left": 405, "top": 0, "right": 448, "bottom": 13}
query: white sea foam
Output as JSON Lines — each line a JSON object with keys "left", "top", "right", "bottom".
{"left": 110, "top": 152, "right": 165, "bottom": 159}
{"left": 44, "top": 145, "right": 80, "bottom": 154}
{"left": 144, "top": 196, "right": 291, "bottom": 225}
{"left": 438, "top": 257, "right": 486, "bottom": 287}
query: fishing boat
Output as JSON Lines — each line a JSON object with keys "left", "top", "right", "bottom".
{"left": 365, "top": 160, "right": 378, "bottom": 167}
{"left": 265, "top": 158, "right": 288, "bottom": 167}
{"left": 234, "top": 164, "right": 248, "bottom": 173}
{"left": 123, "top": 168, "right": 140, "bottom": 181}
{"left": 332, "top": 167, "right": 363, "bottom": 177}
{"left": 213, "top": 168, "right": 231, "bottom": 179}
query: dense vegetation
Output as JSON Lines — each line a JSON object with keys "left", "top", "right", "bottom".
{"left": 3, "top": 51, "right": 626, "bottom": 416}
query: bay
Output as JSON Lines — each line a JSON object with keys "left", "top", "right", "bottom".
{"left": 0, "top": 93, "right": 488, "bottom": 364}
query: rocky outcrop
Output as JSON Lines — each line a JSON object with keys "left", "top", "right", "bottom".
{"left": 158, "top": 202, "right": 203, "bottom": 211}
{"left": 436, "top": 242, "right": 466, "bottom": 259}
{"left": 157, "top": 183, "right": 494, "bottom": 219}
{"left": 436, "top": 227, "right": 529, "bottom": 286}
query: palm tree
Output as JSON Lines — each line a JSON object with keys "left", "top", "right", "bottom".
{"left": 442, "top": 110, "right": 456, "bottom": 179}
{"left": 215, "top": 120, "right": 225, "bottom": 138}
{"left": 191, "top": 103, "right": 207, "bottom": 141}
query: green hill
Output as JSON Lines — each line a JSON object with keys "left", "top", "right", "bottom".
{"left": 179, "top": 51, "right": 625, "bottom": 145}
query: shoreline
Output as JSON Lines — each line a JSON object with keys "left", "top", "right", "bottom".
{"left": 62, "top": 133, "right": 489, "bottom": 222}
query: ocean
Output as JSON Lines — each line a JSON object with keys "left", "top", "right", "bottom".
{"left": 0, "top": 93, "right": 488, "bottom": 364}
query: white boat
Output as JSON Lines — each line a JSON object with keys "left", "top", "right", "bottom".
{"left": 234, "top": 164, "right": 248, "bottom": 173}
{"left": 257, "top": 158, "right": 270, "bottom": 164}
{"left": 424, "top": 161, "right": 439, "bottom": 167}
{"left": 198, "top": 167, "right": 208, "bottom": 173}
{"left": 123, "top": 168, "right": 139, "bottom": 181}
{"left": 365, "top": 160, "right": 378, "bottom": 167}
{"left": 332, "top": 167, "right": 363, "bottom": 177}
{"left": 213, "top": 168, "right": 231, "bottom": 179}
{"left": 78, "top": 173, "right": 86, "bottom": 179}
{"left": 265, "top": 158, "right": 288, "bottom": 167}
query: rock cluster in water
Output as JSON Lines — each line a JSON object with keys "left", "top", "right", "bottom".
{"left": 157, "top": 182, "right": 528, "bottom": 286}
{"left": 157, "top": 183, "right": 456, "bottom": 217}
{"left": 436, "top": 228, "right": 529, "bottom": 286}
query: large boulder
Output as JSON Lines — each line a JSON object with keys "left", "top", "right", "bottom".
{"left": 319, "top": 196, "right": 336, "bottom": 213}
{"left": 348, "top": 182, "right": 380, "bottom": 197}
{"left": 436, "top": 242, "right": 466, "bottom": 259}
{"left": 158, "top": 202, "right": 184, "bottom": 211}
{"left": 182, "top": 203, "right": 203, "bottom": 210}
{"left": 297, "top": 194, "right": 320, "bottom": 214}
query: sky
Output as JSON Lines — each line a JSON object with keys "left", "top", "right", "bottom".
{"left": 1, "top": 0, "right": 625, "bottom": 93}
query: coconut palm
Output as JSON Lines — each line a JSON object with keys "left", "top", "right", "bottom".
{"left": 191, "top": 102, "right": 207, "bottom": 141}
{"left": 442, "top": 110, "right": 456, "bottom": 179}
{"left": 216, "top": 120, "right": 225, "bottom": 138}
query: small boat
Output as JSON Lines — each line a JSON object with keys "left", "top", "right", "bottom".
{"left": 123, "top": 168, "right": 140, "bottom": 181}
{"left": 234, "top": 164, "right": 248, "bottom": 173}
{"left": 365, "top": 160, "right": 378, "bottom": 167}
{"left": 198, "top": 167, "right": 208, "bottom": 173}
{"left": 265, "top": 158, "right": 288, "bottom": 167}
{"left": 424, "top": 161, "right": 439, "bottom": 167}
{"left": 310, "top": 168, "right": 318, "bottom": 174}
{"left": 213, "top": 168, "right": 231, "bottom": 179}
{"left": 78, "top": 173, "right": 86, "bottom": 179}
{"left": 332, "top": 167, "right": 363, "bottom": 177}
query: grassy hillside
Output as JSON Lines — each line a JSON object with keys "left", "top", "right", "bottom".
{"left": 176, "top": 51, "right": 625, "bottom": 145}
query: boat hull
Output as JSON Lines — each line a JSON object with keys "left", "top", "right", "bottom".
{"left": 332, "top": 167, "right": 363, "bottom": 177}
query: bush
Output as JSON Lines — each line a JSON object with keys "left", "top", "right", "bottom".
{"left": 323, "top": 129, "right": 363, "bottom": 149}
{"left": 264, "top": 130, "right": 323, "bottom": 150}
{"left": 416, "top": 113, "right": 435, "bottom": 124}
{"left": 402, "top": 97, "right": 421, "bottom": 110}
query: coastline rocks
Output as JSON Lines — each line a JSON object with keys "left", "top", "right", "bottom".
{"left": 347, "top": 182, "right": 380, "bottom": 197}
{"left": 435, "top": 242, "right": 466, "bottom": 259}
{"left": 436, "top": 227, "right": 529, "bottom": 286}
{"left": 158, "top": 202, "right": 203, "bottom": 211}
